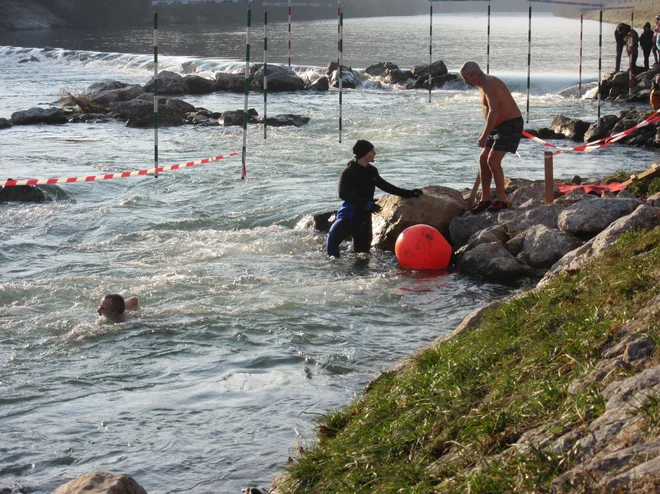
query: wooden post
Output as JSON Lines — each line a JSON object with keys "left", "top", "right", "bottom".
{"left": 467, "top": 172, "right": 481, "bottom": 207}
{"left": 544, "top": 151, "right": 554, "bottom": 205}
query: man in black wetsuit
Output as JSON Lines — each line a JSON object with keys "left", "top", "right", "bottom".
{"left": 326, "top": 140, "right": 423, "bottom": 258}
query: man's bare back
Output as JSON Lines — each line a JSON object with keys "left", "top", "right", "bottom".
{"left": 480, "top": 74, "right": 522, "bottom": 128}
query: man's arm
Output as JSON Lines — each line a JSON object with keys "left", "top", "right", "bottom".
{"left": 478, "top": 81, "right": 500, "bottom": 147}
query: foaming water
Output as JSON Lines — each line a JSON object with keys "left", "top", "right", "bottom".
{"left": 1, "top": 12, "right": 658, "bottom": 494}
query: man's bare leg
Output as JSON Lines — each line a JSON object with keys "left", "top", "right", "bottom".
{"left": 479, "top": 147, "right": 493, "bottom": 202}
{"left": 487, "top": 148, "right": 508, "bottom": 202}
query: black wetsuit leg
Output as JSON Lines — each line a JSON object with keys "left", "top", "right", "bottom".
{"left": 352, "top": 219, "right": 372, "bottom": 253}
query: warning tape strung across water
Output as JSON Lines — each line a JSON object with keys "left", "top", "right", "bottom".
{"left": 1, "top": 151, "right": 240, "bottom": 187}
{"left": 524, "top": 110, "right": 660, "bottom": 156}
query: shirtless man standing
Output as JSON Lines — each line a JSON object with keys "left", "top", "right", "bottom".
{"left": 460, "top": 61, "right": 523, "bottom": 212}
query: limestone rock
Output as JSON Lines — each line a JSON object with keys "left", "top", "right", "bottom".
{"left": 448, "top": 212, "right": 499, "bottom": 250}
{"left": 109, "top": 100, "right": 184, "bottom": 128}
{"left": 372, "top": 185, "right": 467, "bottom": 251}
{"left": 458, "top": 241, "right": 527, "bottom": 282}
{"left": 557, "top": 198, "right": 642, "bottom": 235}
{"left": 551, "top": 115, "right": 591, "bottom": 141}
{"left": 329, "top": 66, "right": 360, "bottom": 89}
{"left": 215, "top": 72, "right": 245, "bottom": 92}
{"left": 85, "top": 85, "right": 145, "bottom": 109}
{"left": 183, "top": 74, "right": 215, "bottom": 94}
{"left": 221, "top": 108, "right": 259, "bottom": 126}
{"left": 52, "top": 471, "right": 147, "bottom": 494}
{"left": 144, "top": 70, "right": 188, "bottom": 95}
{"left": 648, "top": 191, "right": 660, "bottom": 207}
{"left": 517, "top": 224, "right": 583, "bottom": 269}
{"left": 263, "top": 114, "right": 310, "bottom": 127}
{"left": 554, "top": 187, "right": 596, "bottom": 205}
{"left": 499, "top": 204, "right": 567, "bottom": 237}
{"left": 0, "top": 185, "right": 47, "bottom": 203}
{"left": 308, "top": 76, "right": 329, "bottom": 91}
{"left": 252, "top": 65, "right": 305, "bottom": 92}
{"left": 0, "top": 118, "right": 11, "bottom": 129}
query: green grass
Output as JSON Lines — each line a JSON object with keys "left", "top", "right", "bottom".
{"left": 278, "top": 228, "right": 660, "bottom": 493}
{"left": 603, "top": 170, "right": 660, "bottom": 198}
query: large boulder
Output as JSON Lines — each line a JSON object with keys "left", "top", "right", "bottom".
{"left": 52, "top": 471, "right": 147, "bottom": 494}
{"left": 448, "top": 212, "right": 499, "bottom": 250}
{"left": 184, "top": 74, "right": 215, "bottom": 94}
{"left": 263, "top": 114, "right": 310, "bottom": 127}
{"left": 144, "top": 70, "right": 188, "bottom": 95}
{"left": 371, "top": 185, "right": 468, "bottom": 251}
{"left": 86, "top": 80, "right": 127, "bottom": 92}
{"left": 135, "top": 94, "right": 196, "bottom": 114}
{"left": 517, "top": 224, "right": 583, "bottom": 269}
{"left": 410, "top": 60, "right": 448, "bottom": 82}
{"left": 499, "top": 204, "right": 568, "bottom": 237}
{"left": 252, "top": 65, "right": 305, "bottom": 92}
{"left": 215, "top": 72, "right": 245, "bottom": 92}
{"left": 109, "top": 100, "right": 184, "bottom": 128}
{"left": 551, "top": 116, "right": 591, "bottom": 141}
{"left": 0, "top": 185, "right": 46, "bottom": 203}
{"left": 221, "top": 108, "right": 259, "bottom": 126}
{"left": 308, "top": 76, "right": 329, "bottom": 91}
{"left": 508, "top": 181, "right": 561, "bottom": 208}
{"left": 459, "top": 241, "right": 527, "bottom": 282}
{"left": 557, "top": 198, "right": 643, "bottom": 235}
{"left": 365, "top": 62, "right": 399, "bottom": 77}
{"left": 583, "top": 115, "right": 619, "bottom": 142}
{"left": 329, "top": 66, "right": 360, "bottom": 89}
{"left": 85, "top": 85, "right": 145, "bottom": 109}
{"left": 10, "top": 107, "right": 67, "bottom": 125}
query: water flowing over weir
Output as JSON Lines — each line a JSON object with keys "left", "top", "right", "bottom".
{"left": 0, "top": 12, "right": 659, "bottom": 494}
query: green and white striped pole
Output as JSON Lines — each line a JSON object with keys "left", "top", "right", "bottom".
{"left": 242, "top": 1, "right": 252, "bottom": 180}
{"left": 153, "top": 7, "right": 159, "bottom": 178}
{"left": 526, "top": 0, "right": 532, "bottom": 123}
{"left": 429, "top": 1, "right": 433, "bottom": 102}
{"left": 264, "top": 5, "right": 268, "bottom": 139}
{"left": 288, "top": 0, "right": 292, "bottom": 66}
{"left": 338, "top": 2, "right": 343, "bottom": 143}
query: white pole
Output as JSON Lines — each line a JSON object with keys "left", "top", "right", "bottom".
{"left": 264, "top": 5, "right": 268, "bottom": 139}
{"left": 338, "top": 2, "right": 343, "bottom": 143}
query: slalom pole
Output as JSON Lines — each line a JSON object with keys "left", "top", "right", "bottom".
{"left": 487, "top": 0, "right": 491, "bottom": 74}
{"left": 241, "top": 1, "right": 252, "bottom": 180}
{"left": 598, "top": 5, "right": 602, "bottom": 125}
{"left": 629, "top": 10, "right": 633, "bottom": 97}
{"left": 288, "top": 0, "right": 292, "bottom": 66}
{"left": 429, "top": 0, "right": 433, "bottom": 102}
{"left": 579, "top": 12, "right": 583, "bottom": 97}
{"left": 153, "top": 6, "right": 159, "bottom": 178}
{"left": 338, "top": 2, "right": 343, "bottom": 143}
{"left": 526, "top": 0, "right": 532, "bottom": 123}
{"left": 264, "top": 5, "right": 268, "bottom": 139}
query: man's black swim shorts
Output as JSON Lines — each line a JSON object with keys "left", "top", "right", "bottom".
{"left": 486, "top": 116, "right": 524, "bottom": 153}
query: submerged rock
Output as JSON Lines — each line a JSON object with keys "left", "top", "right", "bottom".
{"left": 0, "top": 185, "right": 46, "bottom": 203}
{"left": 52, "top": 471, "right": 147, "bottom": 494}
{"left": 10, "top": 107, "right": 67, "bottom": 125}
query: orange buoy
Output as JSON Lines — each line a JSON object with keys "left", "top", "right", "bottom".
{"left": 651, "top": 89, "right": 660, "bottom": 110}
{"left": 394, "top": 224, "right": 452, "bottom": 270}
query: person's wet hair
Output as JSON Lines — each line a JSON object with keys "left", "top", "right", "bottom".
{"left": 101, "top": 294, "right": 125, "bottom": 315}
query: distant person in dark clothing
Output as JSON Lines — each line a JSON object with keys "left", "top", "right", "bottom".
{"left": 326, "top": 140, "right": 423, "bottom": 258}
{"left": 641, "top": 22, "right": 655, "bottom": 70}
{"left": 615, "top": 23, "right": 631, "bottom": 72}
{"left": 627, "top": 27, "right": 639, "bottom": 71}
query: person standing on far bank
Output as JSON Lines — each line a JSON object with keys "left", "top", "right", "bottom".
{"left": 641, "top": 22, "right": 654, "bottom": 71}
{"left": 615, "top": 23, "right": 631, "bottom": 72}
{"left": 326, "top": 140, "right": 423, "bottom": 258}
{"left": 459, "top": 61, "right": 523, "bottom": 212}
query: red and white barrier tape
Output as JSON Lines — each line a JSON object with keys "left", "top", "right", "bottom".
{"left": 524, "top": 110, "right": 660, "bottom": 155}
{"left": 1, "top": 151, "right": 240, "bottom": 187}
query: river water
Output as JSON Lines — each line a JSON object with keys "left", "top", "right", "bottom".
{"left": 0, "top": 12, "right": 657, "bottom": 494}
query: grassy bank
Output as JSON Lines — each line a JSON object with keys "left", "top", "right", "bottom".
{"left": 276, "top": 226, "right": 660, "bottom": 493}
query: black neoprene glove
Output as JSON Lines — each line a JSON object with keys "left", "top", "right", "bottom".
{"left": 366, "top": 201, "right": 382, "bottom": 213}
